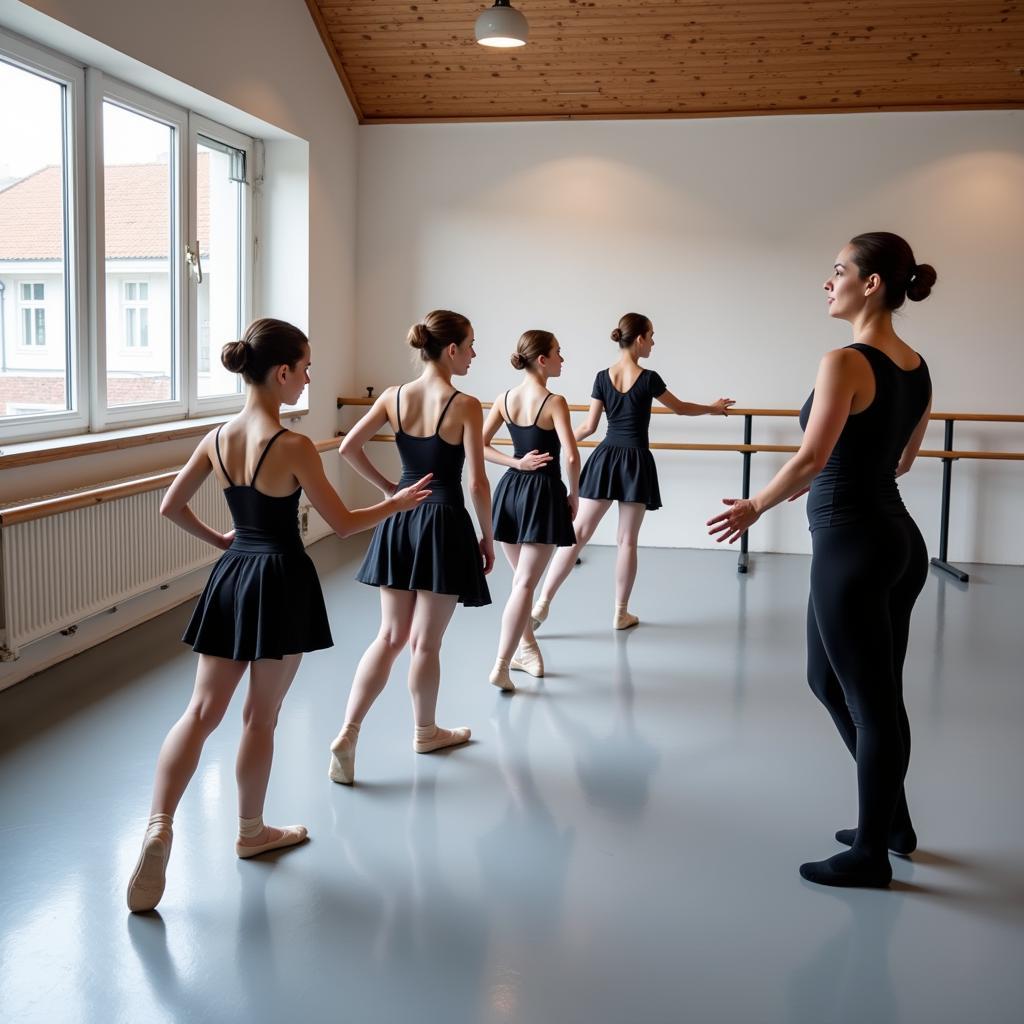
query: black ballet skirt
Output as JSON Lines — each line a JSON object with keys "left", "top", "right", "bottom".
{"left": 357, "top": 389, "right": 491, "bottom": 607}
{"left": 183, "top": 427, "right": 333, "bottom": 661}
{"left": 492, "top": 391, "right": 576, "bottom": 546}
{"left": 578, "top": 368, "right": 667, "bottom": 511}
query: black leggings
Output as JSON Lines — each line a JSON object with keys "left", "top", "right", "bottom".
{"left": 807, "top": 516, "right": 928, "bottom": 856}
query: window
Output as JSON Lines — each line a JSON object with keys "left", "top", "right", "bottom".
{"left": 0, "top": 44, "right": 81, "bottom": 428}
{"left": 123, "top": 282, "right": 149, "bottom": 347}
{"left": 0, "top": 28, "right": 255, "bottom": 442}
{"left": 20, "top": 283, "right": 46, "bottom": 345}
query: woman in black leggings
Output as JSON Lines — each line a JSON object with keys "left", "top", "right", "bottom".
{"left": 708, "top": 232, "right": 936, "bottom": 888}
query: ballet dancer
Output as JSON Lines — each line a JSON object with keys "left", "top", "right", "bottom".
{"left": 126, "top": 318, "right": 431, "bottom": 912}
{"left": 708, "top": 232, "right": 935, "bottom": 888}
{"left": 533, "top": 312, "right": 733, "bottom": 631}
{"left": 482, "top": 330, "right": 580, "bottom": 691}
{"left": 329, "top": 310, "right": 493, "bottom": 783}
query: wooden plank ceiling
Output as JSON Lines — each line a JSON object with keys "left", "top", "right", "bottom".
{"left": 305, "top": 1, "right": 1024, "bottom": 123}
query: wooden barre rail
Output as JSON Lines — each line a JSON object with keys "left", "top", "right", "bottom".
{"left": 341, "top": 433, "right": 1024, "bottom": 462}
{"left": 337, "top": 395, "right": 1024, "bottom": 424}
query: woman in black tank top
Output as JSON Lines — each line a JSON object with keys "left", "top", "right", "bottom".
{"left": 482, "top": 330, "right": 581, "bottom": 691}
{"left": 331, "top": 311, "right": 494, "bottom": 784}
{"left": 127, "top": 320, "right": 429, "bottom": 913}
{"left": 708, "top": 233, "right": 937, "bottom": 889}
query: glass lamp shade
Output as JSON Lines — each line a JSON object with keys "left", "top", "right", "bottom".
{"left": 475, "top": 2, "right": 529, "bottom": 48}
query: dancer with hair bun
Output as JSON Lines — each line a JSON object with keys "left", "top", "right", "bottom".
{"left": 329, "top": 311, "right": 493, "bottom": 784}
{"left": 483, "top": 330, "right": 580, "bottom": 692}
{"left": 708, "top": 232, "right": 936, "bottom": 888}
{"left": 126, "top": 319, "right": 431, "bottom": 913}
{"left": 533, "top": 313, "right": 733, "bottom": 631}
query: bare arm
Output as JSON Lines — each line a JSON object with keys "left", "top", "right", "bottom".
{"left": 657, "top": 390, "right": 735, "bottom": 416}
{"left": 708, "top": 350, "right": 857, "bottom": 543}
{"left": 338, "top": 389, "right": 400, "bottom": 495}
{"left": 550, "top": 396, "right": 581, "bottom": 513}
{"left": 481, "top": 396, "right": 552, "bottom": 471}
{"left": 294, "top": 434, "right": 431, "bottom": 538}
{"left": 896, "top": 397, "right": 932, "bottom": 477}
{"left": 160, "top": 433, "right": 233, "bottom": 550}
{"left": 575, "top": 398, "right": 604, "bottom": 441}
{"left": 463, "top": 397, "right": 495, "bottom": 574}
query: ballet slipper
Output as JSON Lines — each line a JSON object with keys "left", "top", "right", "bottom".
{"left": 511, "top": 642, "right": 544, "bottom": 678}
{"left": 328, "top": 722, "right": 360, "bottom": 784}
{"left": 489, "top": 658, "right": 516, "bottom": 692}
{"left": 126, "top": 813, "right": 173, "bottom": 913}
{"left": 236, "top": 816, "right": 308, "bottom": 859}
{"left": 613, "top": 605, "right": 639, "bottom": 630}
{"left": 530, "top": 599, "right": 550, "bottom": 630}
{"left": 413, "top": 724, "right": 471, "bottom": 753}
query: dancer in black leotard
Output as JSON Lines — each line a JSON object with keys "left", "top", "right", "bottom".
{"left": 483, "top": 330, "right": 580, "bottom": 691}
{"left": 708, "top": 233, "right": 937, "bottom": 888}
{"left": 127, "top": 319, "right": 429, "bottom": 912}
{"left": 534, "top": 312, "right": 733, "bottom": 631}
{"left": 330, "top": 310, "right": 494, "bottom": 783}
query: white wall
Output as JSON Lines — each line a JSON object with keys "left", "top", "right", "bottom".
{"left": 0, "top": 0, "right": 358, "bottom": 502}
{"left": 354, "top": 113, "right": 1024, "bottom": 565}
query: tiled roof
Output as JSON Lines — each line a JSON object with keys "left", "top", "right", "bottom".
{"left": 0, "top": 156, "right": 210, "bottom": 262}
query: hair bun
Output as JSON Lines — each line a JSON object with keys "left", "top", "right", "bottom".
{"left": 407, "top": 323, "right": 430, "bottom": 349}
{"left": 906, "top": 263, "right": 937, "bottom": 302}
{"left": 610, "top": 328, "right": 623, "bottom": 343}
{"left": 510, "top": 352, "right": 526, "bottom": 370}
{"left": 221, "top": 339, "right": 248, "bottom": 374}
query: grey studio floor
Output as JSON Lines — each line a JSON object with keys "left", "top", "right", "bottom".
{"left": 1, "top": 539, "right": 1023, "bottom": 1024}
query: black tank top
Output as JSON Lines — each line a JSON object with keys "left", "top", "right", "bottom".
{"left": 395, "top": 386, "right": 465, "bottom": 505}
{"left": 215, "top": 426, "right": 303, "bottom": 554}
{"left": 504, "top": 391, "right": 561, "bottom": 479}
{"left": 799, "top": 344, "right": 931, "bottom": 530}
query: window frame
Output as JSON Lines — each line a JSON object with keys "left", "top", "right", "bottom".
{"left": 0, "top": 28, "right": 256, "bottom": 444}
{"left": 187, "top": 114, "right": 254, "bottom": 415}
{"left": 0, "top": 32, "right": 88, "bottom": 442}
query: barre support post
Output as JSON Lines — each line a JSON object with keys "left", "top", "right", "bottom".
{"left": 930, "top": 418, "right": 970, "bottom": 583}
{"left": 738, "top": 414, "right": 752, "bottom": 574}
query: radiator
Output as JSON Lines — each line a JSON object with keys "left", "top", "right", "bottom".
{"left": 0, "top": 475, "right": 232, "bottom": 661}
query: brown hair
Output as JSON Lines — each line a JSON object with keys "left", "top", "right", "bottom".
{"left": 407, "top": 310, "right": 472, "bottom": 362}
{"left": 610, "top": 312, "right": 652, "bottom": 347}
{"left": 848, "top": 232, "right": 937, "bottom": 310}
{"left": 221, "top": 318, "right": 308, "bottom": 384}
{"left": 510, "top": 330, "right": 556, "bottom": 370}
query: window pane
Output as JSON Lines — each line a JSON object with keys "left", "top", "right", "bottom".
{"left": 104, "top": 101, "right": 175, "bottom": 407}
{"left": 0, "top": 60, "right": 72, "bottom": 419}
{"left": 196, "top": 138, "right": 244, "bottom": 399}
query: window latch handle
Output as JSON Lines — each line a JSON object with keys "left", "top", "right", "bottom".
{"left": 185, "top": 242, "right": 203, "bottom": 284}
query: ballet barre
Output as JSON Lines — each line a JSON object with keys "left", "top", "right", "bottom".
{"left": 337, "top": 395, "right": 1024, "bottom": 583}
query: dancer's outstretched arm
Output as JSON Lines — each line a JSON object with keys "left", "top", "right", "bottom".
{"left": 707, "top": 348, "right": 856, "bottom": 543}
{"left": 658, "top": 391, "right": 735, "bottom": 416}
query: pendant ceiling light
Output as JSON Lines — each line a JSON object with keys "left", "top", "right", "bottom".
{"left": 475, "top": 0, "right": 529, "bottom": 48}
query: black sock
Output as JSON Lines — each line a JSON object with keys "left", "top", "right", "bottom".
{"left": 799, "top": 849, "right": 893, "bottom": 889}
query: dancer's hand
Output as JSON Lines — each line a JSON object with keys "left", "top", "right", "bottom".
{"left": 391, "top": 473, "right": 433, "bottom": 512}
{"left": 709, "top": 398, "right": 735, "bottom": 416}
{"left": 568, "top": 492, "right": 579, "bottom": 518}
{"left": 517, "top": 449, "right": 553, "bottom": 472}
{"left": 707, "top": 498, "right": 760, "bottom": 544}
{"left": 383, "top": 480, "right": 399, "bottom": 498}
{"left": 219, "top": 530, "right": 235, "bottom": 550}
{"left": 788, "top": 486, "right": 810, "bottom": 502}
{"left": 480, "top": 536, "right": 495, "bottom": 575}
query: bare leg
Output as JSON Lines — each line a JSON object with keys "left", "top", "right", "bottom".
{"left": 151, "top": 655, "right": 247, "bottom": 817}
{"left": 535, "top": 498, "right": 612, "bottom": 616}
{"left": 408, "top": 591, "right": 469, "bottom": 752}
{"left": 330, "top": 587, "right": 415, "bottom": 784}
{"left": 129, "top": 655, "right": 246, "bottom": 911}
{"left": 492, "top": 543, "right": 554, "bottom": 689}
{"left": 613, "top": 501, "right": 647, "bottom": 627}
